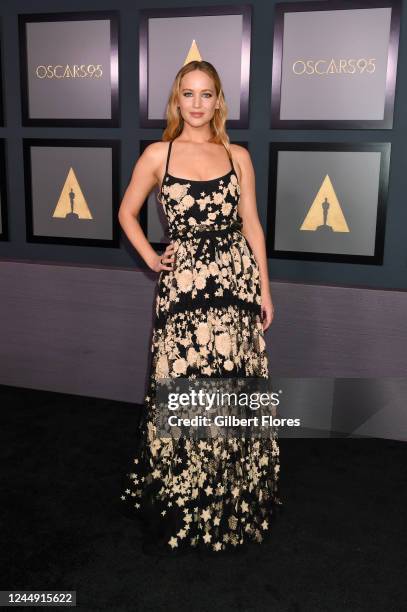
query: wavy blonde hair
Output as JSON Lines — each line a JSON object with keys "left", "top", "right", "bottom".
{"left": 162, "top": 60, "right": 231, "bottom": 157}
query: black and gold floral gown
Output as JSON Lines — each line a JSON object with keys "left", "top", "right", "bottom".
{"left": 120, "top": 139, "right": 282, "bottom": 554}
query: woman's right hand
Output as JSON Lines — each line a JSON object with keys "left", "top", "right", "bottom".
{"left": 149, "top": 242, "right": 176, "bottom": 273}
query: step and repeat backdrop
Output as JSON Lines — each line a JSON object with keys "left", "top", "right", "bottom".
{"left": 0, "top": 1, "right": 404, "bottom": 281}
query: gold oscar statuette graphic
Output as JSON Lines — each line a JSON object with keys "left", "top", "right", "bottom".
{"left": 300, "top": 174, "right": 349, "bottom": 233}
{"left": 52, "top": 167, "right": 93, "bottom": 220}
{"left": 184, "top": 39, "right": 203, "bottom": 64}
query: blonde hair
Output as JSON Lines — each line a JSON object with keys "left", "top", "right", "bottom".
{"left": 162, "top": 60, "right": 231, "bottom": 157}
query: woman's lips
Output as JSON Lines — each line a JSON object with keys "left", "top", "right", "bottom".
{"left": 190, "top": 112, "right": 204, "bottom": 117}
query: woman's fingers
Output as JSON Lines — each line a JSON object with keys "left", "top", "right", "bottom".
{"left": 160, "top": 242, "right": 177, "bottom": 270}
{"left": 261, "top": 305, "right": 274, "bottom": 331}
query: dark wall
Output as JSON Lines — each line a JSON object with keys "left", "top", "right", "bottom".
{"left": 0, "top": 0, "right": 406, "bottom": 291}
{"left": 1, "top": 261, "right": 406, "bottom": 400}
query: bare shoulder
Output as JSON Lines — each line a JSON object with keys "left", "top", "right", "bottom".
{"left": 141, "top": 140, "right": 169, "bottom": 164}
{"left": 230, "top": 142, "right": 249, "bottom": 155}
{"left": 230, "top": 143, "right": 252, "bottom": 165}
{"left": 229, "top": 143, "right": 253, "bottom": 182}
{"left": 135, "top": 141, "right": 170, "bottom": 183}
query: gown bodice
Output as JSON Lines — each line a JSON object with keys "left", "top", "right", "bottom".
{"left": 154, "top": 139, "right": 262, "bottom": 326}
{"left": 158, "top": 139, "right": 243, "bottom": 241}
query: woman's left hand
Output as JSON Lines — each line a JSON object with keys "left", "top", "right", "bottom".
{"left": 261, "top": 290, "right": 275, "bottom": 331}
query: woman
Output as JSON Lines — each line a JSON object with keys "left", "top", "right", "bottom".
{"left": 118, "top": 60, "right": 282, "bottom": 555}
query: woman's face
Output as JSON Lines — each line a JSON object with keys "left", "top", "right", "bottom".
{"left": 177, "top": 69, "right": 219, "bottom": 127}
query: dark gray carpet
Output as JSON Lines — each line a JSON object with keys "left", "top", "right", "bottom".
{"left": 1, "top": 385, "right": 405, "bottom": 611}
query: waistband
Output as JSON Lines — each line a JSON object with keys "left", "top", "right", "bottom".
{"left": 169, "top": 218, "right": 243, "bottom": 242}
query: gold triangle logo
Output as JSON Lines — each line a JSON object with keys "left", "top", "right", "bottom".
{"left": 300, "top": 174, "right": 349, "bottom": 232}
{"left": 52, "top": 167, "right": 93, "bottom": 219}
{"left": 184, "top": 39, "right": 202, "bottom": 65}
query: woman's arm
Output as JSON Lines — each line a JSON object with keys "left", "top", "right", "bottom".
{"left": 233, "top": 145, "right": 274, "bottom": 330}
{"left": 118, "top": 143, "right": 174, "bottom": 272}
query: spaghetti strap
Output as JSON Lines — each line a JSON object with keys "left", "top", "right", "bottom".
{"left": 159, "top": 140, "right": 173, "bottom": 202}
{"left": 224, "top": 143, "right": 236, "bottom": 175}
{"left": 164, "top": 140, "right": 173, "bottom": 176}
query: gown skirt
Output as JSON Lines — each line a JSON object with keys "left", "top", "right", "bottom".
{"left": 120, "top": 141, "right": 283, "bottom": 554}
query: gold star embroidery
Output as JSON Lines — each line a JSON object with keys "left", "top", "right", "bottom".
{"left": 202, "top": 508, "right": 211, "bottom": 522}
{"left": 168, "top": 536, "right": 178, "bottom": 549}
{"left": 228, "top": 515, "right": 238, "bottom": 530}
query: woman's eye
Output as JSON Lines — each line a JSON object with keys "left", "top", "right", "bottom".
{"left": 182, "top": 92, "right": 212, "bottom": 97}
